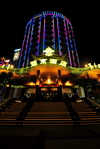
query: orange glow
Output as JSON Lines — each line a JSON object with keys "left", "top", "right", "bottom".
{"left": 6, "top": 84, "right": 10, "bottom": 87}
{"left": 39, "top": 84, "right": 43, "bottom": 87}
{"left": 58, "top": 81, "right": 63, "bottom": 85}
{"left": 27, "top": 82, "right": 35, "bottom": 86}
{"left": 85, "top": 64, "right": 88, "bottom": 67}
{"left": 42, "top": 77, "right": 56, "bottom": 84}
{"left": 65, "top": 81, "right": 73, "bottom": 86}
{"left": 36, "top": 80, "right": 40, "bottom": 85}
{"left": 86, "top": 69, "right": 100, "bottom": 79}
{"left": 47, "top": 78, "right": 51, "bottom": 84}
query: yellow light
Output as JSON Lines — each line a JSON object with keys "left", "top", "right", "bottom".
{"left": 6, "top": 84, "right": 10, "bottom": 87}
{"left": 2, "top": 64, "right": 5, "bottom": 68}
{"left": 30, "top": 60, "right": 37, "bottom": 66}
{"left": 27, "top": 82, "right": 35, "bottom": 86}
{"left": 47, "top": 78, "right": 51, "bottom": 84}
{"left": 42, "top": 77, "right": 56, "bottom": 84}
{"left": 10, "top": 65, "right": 14, "bottom": 68}
{"left": 58, "top": 81, "right": 62, "bottom": 85}
{"left": 49, "top": 58, "right": 57, "bottom": 64}
{"left": 7, "top": 64, "right": 10, "bottom": 69}
{"left": 36, "top": 80, "right": 39, "bottom": 85}
{"left": 40, "top": 59, "right": 47, "bottom": 64}
{"left": 59, "top": 61, "right": 67, "bottom": 67}
{"left": 65, "top": 81, "right": 73, "bottom": 86}
{"left": 85, "top": 64, "right": 88, "bottom": 67}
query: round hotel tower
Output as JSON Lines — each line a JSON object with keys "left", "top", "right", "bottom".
{"left": 18, "top": 11, "right": 80, "bottom": 68}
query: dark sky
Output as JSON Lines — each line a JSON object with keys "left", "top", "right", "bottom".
{"left": 0, "top": 2, "right": 99, "bottom": 67}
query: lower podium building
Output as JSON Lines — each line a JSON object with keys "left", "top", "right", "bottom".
{"left": 8, "top": 45, "right": 100, "bottom": 101}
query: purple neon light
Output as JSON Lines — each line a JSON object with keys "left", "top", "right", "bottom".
{"left": 70, "top": 25, "right": 80, "bottom": 67}
{"left": 23, "top": 24, "right": 31, "bottom": 67}
{"left": 64, "top": 19, "right": 72, "bottom": 66}
{"left": 45, "top": 13, "right": 54, "bottom": 15}
{"left": 52, "top": 17, "right": 55, "bottom": 50}
{"left": 36, "top": 18, "right": 41, "bottom": 54}
{"left": 18, "top": 26, "right": 28, "bottom": 67}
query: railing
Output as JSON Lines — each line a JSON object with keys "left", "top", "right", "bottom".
{"left": 85, "top": 97, "right": 100, "bottom": 115}
{"left": 86, "top": 97, "right": 100, "bottom": 108}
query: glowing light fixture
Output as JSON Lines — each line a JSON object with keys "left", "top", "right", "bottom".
{"left": 65, "top": 81, "right": 73, "bottom": 86}
{"left": 27, "top": 82, "right": 35, "bottom": 86}
{"left": 58, "top": 81, "right": 63, "bottom": 85}
{"left": 42, "top": 77, "right": 56, "bottom": 84}
{"left": 47, "top": 78, "right": 51, "bottom": 84}
{"left": 85, "top": 64, "right": 88, "bottom": 67}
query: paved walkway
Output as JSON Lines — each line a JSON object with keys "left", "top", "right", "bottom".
{"left": 0, "top": 124, "right": 100, "bottom": 149}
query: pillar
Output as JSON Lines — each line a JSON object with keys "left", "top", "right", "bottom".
{"left": 36, "top": 70, "right": 40, "bottom": 99}
{"left": 57, "top": 70, "right": 62, "bottom": 100}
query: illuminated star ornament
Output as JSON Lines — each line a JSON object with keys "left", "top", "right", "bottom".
{"left": 43, "top": 47, "right": 54, "bottom": 56}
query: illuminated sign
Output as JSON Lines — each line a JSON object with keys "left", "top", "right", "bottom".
{"left": 86, "top": 63, "right": 100, "bottom": 69}
{"left": 43, "top": 47, "right": 54, "bottom": 56}
{"left": 30, "top": 60, "right": 37, "bottom": 66}
{"left": 49, "top": 59, "right": 57, "bottom": 64}
{"left": 40, "top": 59, "right": 47, "bottom": 64}
{"left": 59, "top": 61, "right": 67, "bottom": 67}
{"left": 30, "top": 58, "right": 68, "bottom": 67}
{"left": 13, "top": 48, "right": 21, "bottom": 61}
{"left": 13, "top": 52, "right": 20, "bottom": 61}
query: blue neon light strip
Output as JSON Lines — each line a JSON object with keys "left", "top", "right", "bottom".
{"left": 70, "top": 26, "right": 80, "bottom": 67}
{"left": 26, "top": 19, "right": 34, "bottom": 66}
{"left": 18, "top": 26, "right": 28, "bottom": 68}
{"left": 56, "top": 17, "right": 61, "bottom": 55}
{"left": 23, "top": 23, "right": 31, "bottom": 67}
{"left": 70, "top": 25, "right": 76, "bottom": 67}
{"left": 51, "top": 16, "right": 56, "bottom": 50}
{"left": 36, "top": 17, "right": 41, "bottom": 55}
{"left": 68, "top": 24, "right": 75, "bottom": 67}
{"left": 42, "top": 16, "right": 45, "bottom": 52}
{"left": 64, "top": 19, "right": 72, "bottom": 66}
{"left": 66, "top": 21, "right": 72, "bottom": 67}
{"left": 38, "top": 16, "right": 42, "bottom": 54}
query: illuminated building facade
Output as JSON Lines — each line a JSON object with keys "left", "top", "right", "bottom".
{"left": 12, "top": 48, "right": 21, "bottom": 68}
{"left": 18, "top": 11, "right": 80, "bottom": 68}
{"left": 0, "top": 11, "right": 100, "bottom": 102}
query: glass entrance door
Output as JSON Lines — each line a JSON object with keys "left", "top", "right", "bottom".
{"left": 40, "top": 87, "right": 58, "bottom": 101}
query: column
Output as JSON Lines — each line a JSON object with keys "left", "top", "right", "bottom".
{"left": 36, "top": 70, "right": 40, "bottom": 99}
{"left": 57, "top": 70, "right": 62, "bottom": 100}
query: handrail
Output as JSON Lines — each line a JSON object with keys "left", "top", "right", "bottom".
{"left": 86, "top": 97, "right": 100, "bottom": 108}
{"left": 0, "top": 98, "right": 10, "bottom": 107}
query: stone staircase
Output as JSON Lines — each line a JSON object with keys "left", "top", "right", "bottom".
{"left": 0, "top": 99, "right": 100, "bottom": 126}
{"left": 70, "top": 101, "right": 100, "bottom": 125}
{"left": 0, "top": 102, "right": 27, "bottom": 125}
{"left": 22, "top": 102, "right": 75, "bottom": 125}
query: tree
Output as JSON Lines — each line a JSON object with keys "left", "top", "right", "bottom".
{"left": 0, "top": 71, "right": 13, "bottom": 101}
{"left": 75, "top": 77, "right": 98, "bottom": 97}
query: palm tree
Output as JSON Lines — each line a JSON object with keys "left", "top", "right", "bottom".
{"left": 0, "top": 72, "right": 13, "bottom": 101}
{"left": 75, "top": 76, "right": 98, "bottom": 98}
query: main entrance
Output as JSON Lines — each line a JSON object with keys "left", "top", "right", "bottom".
{"left": 40, "top": 87, "right": 58, "bottom": 101}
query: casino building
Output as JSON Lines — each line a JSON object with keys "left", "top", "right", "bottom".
{"left": 13, "top": 11, "right": 80, "bottom": 100}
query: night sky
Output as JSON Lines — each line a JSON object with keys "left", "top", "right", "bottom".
{"left": 0, "top": 2, "right": 99, "bottom": 67}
